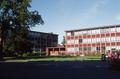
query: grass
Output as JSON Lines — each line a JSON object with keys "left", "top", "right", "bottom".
{"left": 2, "top": 56, "right": 101, "bottom": 62}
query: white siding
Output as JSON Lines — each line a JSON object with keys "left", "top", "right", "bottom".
{"left": 67, "top": 32, "right": 71, "bottom": 36}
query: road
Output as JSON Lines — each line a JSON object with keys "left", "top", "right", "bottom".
{"left": 0, "top": 61, "right": 120, "bottom": 79}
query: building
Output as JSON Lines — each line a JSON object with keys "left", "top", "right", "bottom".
{"left": 65, "top": 25, "right": 120, "bottom": 56}
{"left": 46, "top": 45, "right": 65, "bottom": 56}
{"left": 28, "top": 31, "right": 58, "bottom": 53}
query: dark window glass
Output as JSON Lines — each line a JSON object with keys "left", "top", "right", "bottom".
{"left": 79, "top": 39, "right": 82, "bottom": 43}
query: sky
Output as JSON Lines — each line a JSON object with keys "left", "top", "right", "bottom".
{"left": 31, "top": 0, "right": 120, "bottom": 44}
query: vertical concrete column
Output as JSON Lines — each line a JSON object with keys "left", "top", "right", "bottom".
{"left": 95, "top": 30, "right": 97, "bottom": 55}
{"left": 40, "top": 34, "right": 41, "bottom": 53}
{"left": 82, "top": 31, "right": 83, "bottom": 55}
{"left": 86, "top": 30, "right": 88, "bottom": 55}
{"left": 59, "top": 48, "right": 60, "bottom": 55}
{"left": 73, "top": 31, "right": 75, "bottom": 56}
{"left": 105, "top": 28, "right": 107, "bottom": 54}
{"left": 115, "top": 26, "right": 117, "bottom": 50}
{"left": 65, "top": 32, "right": 67, "bottom": 54}
{"left": 78, "top": 31, "right": 80, "bottom": 55}
{"left": 52, "top": 48, "right": 54, "bottom": 55}
{"left": 110, "top": 27, "right": 112, "bottom": 51}
{"left": 100, "top": 28, "right": 102, "bottom": 54}
{"left": 90, "top": 30, "right": 92, "bottom": 54}
{"left": 46, "top": 48, "right": 48, "bottom": 56}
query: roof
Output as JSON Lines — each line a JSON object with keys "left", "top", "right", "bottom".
{"left": 65, "top": 24, "right": 120, "bottom": 32}
{"left": 29, "top": 31, "right": 58, "bottom": 36}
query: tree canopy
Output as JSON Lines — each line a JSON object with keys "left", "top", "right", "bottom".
{"left": 0, "top": 0, "right": 44, "bottom": 57}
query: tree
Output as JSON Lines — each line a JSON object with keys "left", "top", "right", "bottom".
{"left": 61, "top": 36, "right": 65, "bottom": 46}
{"left": 0, "top": 0, "right": 44, "bottom": 58}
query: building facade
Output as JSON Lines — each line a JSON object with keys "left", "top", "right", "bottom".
{"left": 28, "top": 31, "right": 58, "bottom": 53}
{"left": 46, "top": 45, "right": 65, "bottom": 56}
{"left": 65, "top": 25, "right": 120, "bottom": 55}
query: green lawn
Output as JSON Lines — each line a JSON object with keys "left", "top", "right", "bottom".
{"left": 3, "top": 56, "right": 101, "bottom": 62}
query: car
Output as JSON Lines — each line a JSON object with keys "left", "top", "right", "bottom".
{"left": 107, "top": 50, "right": 120, "bottom": 70}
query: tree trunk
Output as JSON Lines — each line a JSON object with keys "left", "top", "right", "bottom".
{"left": 0, "top": 27, "right": 4, "bottom": 60}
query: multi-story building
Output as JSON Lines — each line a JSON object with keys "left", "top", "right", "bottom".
{"left": 28, "top": 31, "right": 58, "bottom": 52}
{"left": 65, "top": 25, "right": 120, "bottom": 55}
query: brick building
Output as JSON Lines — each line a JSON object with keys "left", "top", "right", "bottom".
{"left": 28, "top": 31, "right": 58, "bottom": 53}
{"left": 65, "top": 25, "right": 120, "bottom": 56}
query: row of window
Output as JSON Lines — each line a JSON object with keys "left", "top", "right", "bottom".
{"left": 66, "top": 37, "right": 120, "bottom": 44}
{"left": 66, "top": 27, "right": 120, "bottom": 36}
{"left": 82, "top": 37, "right": 120, "bottom": 43}
{"left": 66, "top": 46, "right": 120, "bottom": 52}
{"left": 66, "top": 47, "right": 97, "bottom": 52}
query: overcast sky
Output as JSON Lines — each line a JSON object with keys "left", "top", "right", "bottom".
{"left": 31, "top": 0, "right": 120, "bottom": 44}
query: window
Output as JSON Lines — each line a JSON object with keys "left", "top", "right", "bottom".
{"left": 105, "top": 37, "right": 110, "bottom": 42}
{"left": 101, "top": 47, "right": 105, "bottom": 50}
{"left": 67, "top": 40, "right": 71, "bottom": 44}
{"left": 116, "top": 27, "right": 120, "bottom": 32}
{"left": 96, "top": 29, "right": 101, "bottom": 34}
{"left": 91, "top": 39, "right": 95, "bottom": 43}
{"left": 87, "top": 30, "right": 91, "bottom": 35}
{"left": 83, "top": 39, "right": 87, "bottom": 43}
{"left": 96, "top": 38, "right": 100, "bottom": 43}
{"left": 83, "top": 47, "right": 87, "bottom": 51}
{"left": 87, "top": 39, "right": 91, "bottom": 43}
{"left": 75, "top": 40, "right": 79, "bottom": 44}
{"left": 82, "top": 31, "right": 87, "bottom": 34}
{"left": 79, "top": 48, "right": 82, "bottom": 51}
{"left": 67, "top": 48, "right": 72, "bottom": 52}
{"left": 79, "top": 31, "right": 83, "bottom": 35}
{"left": 116, "top": 37, "right": 120, "bottom": 42}
{"left": 71, "top": 40, "right": 74, "bottom": 44}
{"left": 66, "top": 32, "right": 71, "bottom": 36}
{"left": 88, "top": 47, "right": 91, "bottom": 51}
{"left": 79, "top": 39, "right": 82, "bottom": 43}
{"left": 96, "top": 47, "right": 100, "bottom": 51}
{"left": 71, "top": 32, "right": 74, "bottom": 36}
{"left": 111, "top": 37, "right": 116, "bottom": 42}
{"left": 74, "top": 32, "right": 79, "bottom": 36}
{"left": 110, "top": 28, "right": 116, "bottom": 33}
{"left": 74, "top": 47, "right": 79, "bottom": 52}
{"left": 101, "top": 28, "right": 110, "bottom": 34}
{"left": 105, "top": 29, "right": 110, "bottom": 33}
{"left": 91, "top": 30, "right": 96, "bottom": 34}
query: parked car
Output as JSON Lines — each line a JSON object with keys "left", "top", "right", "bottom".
{"left": 107, "top": 50, "right": 120, "bottom": 61}
{"left": 107, "top": 50, "right": 120, "bottom": 70}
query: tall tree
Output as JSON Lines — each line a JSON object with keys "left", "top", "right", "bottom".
{"left": 61, "top": 36, "right": 65, "bottom": 46}
{"left": 0, "top": 0, "right": 44, "bottom": 58}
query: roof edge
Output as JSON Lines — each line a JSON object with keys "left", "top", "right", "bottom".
{"left": 65, "top": 24, "right": 120, "bottom": 32}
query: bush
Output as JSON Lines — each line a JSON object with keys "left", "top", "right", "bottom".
{"left": 40, "top": 52, "right": 46, "bottom": 56}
